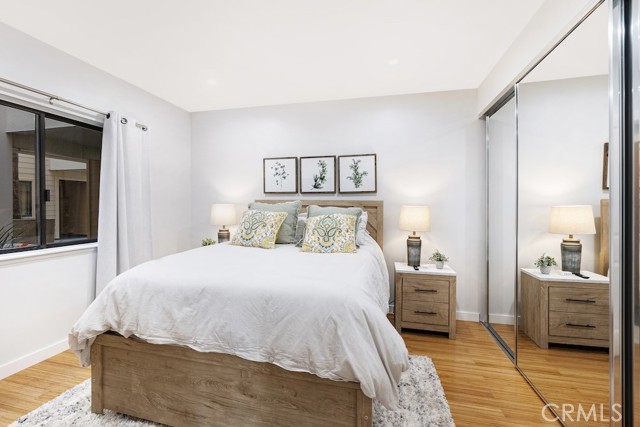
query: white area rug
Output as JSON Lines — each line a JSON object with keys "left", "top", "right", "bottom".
{"left": 12, "top": 355, "right": 454, "bottom": 427}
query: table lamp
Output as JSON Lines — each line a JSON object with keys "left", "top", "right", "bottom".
{"left": 211, "top": 204, "right": 237, "bottom": 243}
{"left": 549, "top": 205, "right": 596, "bottom": 274}
{"left": 399, "top": 206, "right": 431, "bottom": 268}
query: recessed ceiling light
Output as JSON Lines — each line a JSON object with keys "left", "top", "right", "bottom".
{"left": 388, "top": 58, "right": 399, "bottom": 66}
{"left": 206, "top": 78, "right": 218, "bottom": 86}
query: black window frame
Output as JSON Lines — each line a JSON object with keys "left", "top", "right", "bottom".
{"left": 0, "top": 98, "right": 103, "bottom": 255}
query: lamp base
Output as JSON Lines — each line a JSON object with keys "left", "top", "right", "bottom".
{"left": 407, "top": 235, "right": 422, "bottom": 268}
{"left": 560, "top": 237, "right": 582, "bottom": 274}
{"left": 218, "top": 228, "right": 230, "bottom": 243}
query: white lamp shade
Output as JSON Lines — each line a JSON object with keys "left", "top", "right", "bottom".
{"left": 210, "top": 204, "right": 237, "bottom": 226}
{"left": 399, "top": 206, "right": 431, "bottom": 232}
{"left": 549, "top": 205, "right": 596, "bottom": 235}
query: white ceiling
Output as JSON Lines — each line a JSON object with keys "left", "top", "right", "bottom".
{"left": 0, "top": 0, "right": 546, "bottom": 112}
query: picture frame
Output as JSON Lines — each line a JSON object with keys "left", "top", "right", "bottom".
{"left": 602, "top": 142, "right": 609, "bottom": 190}
{"left": 299, "top": 156, "right": 336, "bottom": 194}
{"left": 338, "top": 154, "right": 377, "bottom": 193}
{"left": 263, "top": 157, "right": 298, "bottom": 194}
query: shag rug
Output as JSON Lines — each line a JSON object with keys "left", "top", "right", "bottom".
{"left": 11, "top": 355, "right": 454, "bottom": 427}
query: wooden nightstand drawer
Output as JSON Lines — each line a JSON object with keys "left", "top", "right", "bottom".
{"left": 401, "top": 300, "right": 449, "bottom": 326}
{"left": 549, "top": 312, "right": 609, "bottom": 341}
{"left": 402, "top": 277, "right": 449, "bottom": 303}
{"left": 549, "top": 286, "right": 609, "bottom": 315}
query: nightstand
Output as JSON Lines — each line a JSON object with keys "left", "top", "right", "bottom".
{"left": 394, "top": 262, "right": 457, "bottom": 339}
{"left": 520, "top": 268, "right": 609, "bottom": 349}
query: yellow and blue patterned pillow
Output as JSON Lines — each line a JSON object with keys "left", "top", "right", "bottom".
{"left": 231, "top": 209, "right": 288, "bottom": 249}
{"left": 301, "top": 214, "right": 357, "bottom": 253}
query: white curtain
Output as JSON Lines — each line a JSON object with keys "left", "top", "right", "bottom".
{"left": 95, "top": 112, "right": 152, "bottom": 295}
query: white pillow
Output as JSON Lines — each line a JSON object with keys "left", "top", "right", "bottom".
{"left": 356, "top": 211, "right": 369, "bottom": 246}
{"left": 295, "top": 212, "right": 308, "bottom": 246}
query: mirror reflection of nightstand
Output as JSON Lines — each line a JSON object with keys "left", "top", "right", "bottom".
{"left": 520, "top": 268, "right": 609, "bottom": 349}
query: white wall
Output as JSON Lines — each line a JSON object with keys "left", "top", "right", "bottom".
{"left": 518, "top": 75, "right": 608, "bottom": 275}
{"left": 0, "top": 22, "right": 191, "bottom": 378}
{"left": 0, "top": 246, "right": 95, "bottom": 378}
{"left": 191, "top": 90, "right": 485, "bottom": 320}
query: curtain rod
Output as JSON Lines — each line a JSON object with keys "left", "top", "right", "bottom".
{"left": 0, "top": 76, "right": 148, "bottom": 131}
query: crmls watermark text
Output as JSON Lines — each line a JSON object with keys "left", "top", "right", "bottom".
{"left": 542, "top": 403, "right": 622, "bottom": 423}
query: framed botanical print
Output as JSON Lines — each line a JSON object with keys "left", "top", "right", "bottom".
{"left": 263, "top": 157, "right": 298, "bottom": 194}
{"left": 299, "top": 156, "right": 336, "bottom": 194}
{"left": 338, "top": 154, "right": 377, "bottom": 193}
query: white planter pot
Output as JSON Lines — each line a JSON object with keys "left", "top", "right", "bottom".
{"left": 540, "top": 265, "right": 551, "bottom": 274}
{"left": 436, "top": 261, "right": 444, "bottom": 269}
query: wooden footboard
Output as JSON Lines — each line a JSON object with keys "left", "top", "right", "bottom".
{"left": 91, "top": 333, "right": 372, "bottom": 427}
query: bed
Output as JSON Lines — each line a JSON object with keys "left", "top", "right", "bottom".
{"left": 69, "top": 200, "right": 408, "bottom": 427}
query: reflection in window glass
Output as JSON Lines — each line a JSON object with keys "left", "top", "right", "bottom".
{"left": 17, "top": 180, "right": 32, "bottom": 218}
{"left": 44, "top": 118, "right": 102, "bottom": 244}
{"left": 0, "top": 104, "right": 38, "bottom": 251}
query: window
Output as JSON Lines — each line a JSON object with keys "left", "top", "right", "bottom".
{"left": 0, "top": 100, "right": 102, "bottom": 253}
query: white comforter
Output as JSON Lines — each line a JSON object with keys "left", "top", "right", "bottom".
{"left": 69, "top": 234, "right": 409, "bottom": 409}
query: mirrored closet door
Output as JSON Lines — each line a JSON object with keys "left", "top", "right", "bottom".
{"left": 486, "top": 97, "right": 517, "bottom": 356}
{"left": 485, "top": 2, "right": 611, "bottom": 425}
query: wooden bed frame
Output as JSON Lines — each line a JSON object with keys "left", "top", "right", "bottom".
{"left": 91, "top": 200, "right": 384, "bottom": 427}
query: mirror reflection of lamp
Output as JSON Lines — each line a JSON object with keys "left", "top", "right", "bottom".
{"left": 399, "top": 206, "right": 431, "bottom": 268}
{"left": 210, "top": 204, "right": 237, "bottom": 243}
{"left": 549, "top": 205, "right": 596, "bottom": 275}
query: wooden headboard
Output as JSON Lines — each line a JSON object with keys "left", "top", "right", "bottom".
{"left": 255, "top": 199, "right": 384, "bottom": 249}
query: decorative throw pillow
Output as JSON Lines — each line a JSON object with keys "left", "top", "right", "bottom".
{"left": 231, "top": 210, "right": 288, "bottom": 249}
{"left": 248, "top": 200, "right": 301, "bottom": 244}
{"left": 307, "top": 205, "right": 367, "bottom": 246}
{"left": 301, "top": 214, "right": 357, "bottom": 253}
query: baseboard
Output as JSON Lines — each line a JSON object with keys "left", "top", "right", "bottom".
{"left": 488, "top": 313, "right": 516, "bottom": 325}
{"left": 0, "top": 338, "right": 69, "bottom": 380}
{"left": 456, "top": 310, "right": 480, "bottom": 322}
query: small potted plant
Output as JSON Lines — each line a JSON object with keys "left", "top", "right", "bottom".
{"left": 201, "top": 238, "right": 217, "bottom": 246}
{"left": 429, "top": 249, "right": 449, "bottom": 269}
{"left": 534, "top": 253, "right": 557, "bottom": 274}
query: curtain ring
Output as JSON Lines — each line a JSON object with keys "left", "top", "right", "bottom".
{"left": 121, "top": 118, "right": 128, "bottom": 124}
{"left": 141, "top": 126, "right": 148, "bottom": 132}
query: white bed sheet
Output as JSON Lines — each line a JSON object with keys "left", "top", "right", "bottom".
{"left": 69, "top": 234, "right": 409, "bottom": 409}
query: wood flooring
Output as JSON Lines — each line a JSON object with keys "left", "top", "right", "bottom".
{"left": 489, "top": 323, "right": 610, "bottom": 427}
{"left": 0, "top": 350, "right": 91, "bottom": 425}
{"left": 0, "top": 321, "right": 560, "bottom": 426}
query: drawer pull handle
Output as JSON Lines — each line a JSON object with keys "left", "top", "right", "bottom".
{"left": 415, "top": 289, "right": 437, "bottom": 293}
{"left": 414, "top": 310, "right": 437, "bottom": 315}
{"left": 565, "top": 298, "right": 596, "bottom": 304}
{"left": 566, "top": 323, "right": 596, "bottom": 329}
